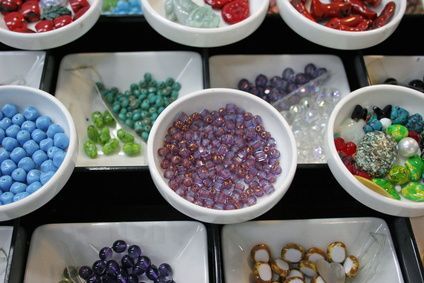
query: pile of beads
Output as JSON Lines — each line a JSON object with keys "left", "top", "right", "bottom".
{"left": 1, "top": 0, "right": 90, "bottom": 33}
{"left": 335, "top": 104, "right": 424, "bottom": 202}
{"left": 83, "top": 111, "right": 141, "bottom": 159}
{"left": 384, "top": 76, "right": 424, "bottom": 93}
{"left": 251, "top": 242, "right": 359, "bottom": 283}
{"left": 102, "top": 0, "right": 142, "bottom": 15}
{"left": 0, "top": 104, "right": 69, "bottom": 205}
{"left": 237, "top": 63, "right": 328, "bottom": 104}
{"left": 97, "top": 73, "right": 181, "bottom": 142}
{"left": 78, "top": 240, "right": 175, "bottom": 283}
{"left": 158, "top": 103, "right": 282, "bottom": 210}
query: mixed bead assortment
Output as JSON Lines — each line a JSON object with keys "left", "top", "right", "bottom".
{"left": 0, "top": 0, "right": 90, "bottom": 32}
{"left": 83, "top": 110, "right": 141, "bottom": 159}
{"left": 384, "top": 76, "right": 424, "bottom": 93}
{"left": 102, "top": 0, "right": 142, "bottom": 15}
{"left": 0, "top": 104, "right": 69, "bottom": 205}
{"left": 250, "top": 242, "right": 359, "bottom": 283}
{"left": 291, "top": 0, "right": 396, "bottom": 31}
{"left": 158, "top": 103, "right": 282, "bottom": 210}
{"left": 78, "top": 240, "right": 175, "bottom": 283}
{"left": 97, "top": 73, "right": 181, "bottom": 142}
{"left": 335, "top": 104, "right": 424, "bottom": 202}
{"left": 165, "top": 0, "right": 249, "bottom": 28}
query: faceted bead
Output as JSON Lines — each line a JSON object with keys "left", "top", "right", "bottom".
{"left": 83, "top": 140, "right": 97, "bottom": 159}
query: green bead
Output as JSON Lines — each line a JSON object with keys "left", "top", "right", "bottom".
{"left": 103, "top": 111, "right": 115, "bottom": 127}
{"left": 139, "top": 94, "right": 147, "bottom": 102}
{"left": 104, "top": 93, "right": 115, "bottom": 104}
{"left": 143, "top": 125, "right": 151, "bottom": 132}
{"left": 130, "top": 83, "right": 139, "bottom": 91}
{"left": 120, "top": 108, "right": 127, "bottom": 114}
{"left": 99, "top": 127, "right": 111, "bottom": 145}
{"left": 405, "top": 155, "right": 424, "bottom": 182}
{"left": 129, "top": 99, "right": 140, "bottom": 110}
{"left": 124, "top": 90, "right": 131, "bottom": 96}
{"left": 112, "top": 103, "right": 121, "bottom": 114}
{"left": 144, "top": 73, "right": 152, "bottom": 82}
{"left": 102, "top": 138, "right": 119, "bottom": 155}
{"left": 148, "top": 80, "right": 157, "bottom": 87}
{"left": 148, "top": 107, "right": 156, "bottom": 115}
{"left": 133, "top": 89, "right": 141, "bottom": 96}
{"left": 166, "top": 77, "right": 175, "bottom": 86}
{"left": 372, "top": 178, "right": 401, "bottom": 200}
{"left": 162, "top": 87, "right": 172, "bottom": 96}
{"left": 147, "top": 87, "right": 156, "bottom": 93}
{"left": 125, "top": 119, "right": 135, "bottom": 129}
{"left": 401, "top": 182, "right": 424, "bottom": 202}
{"left": 158, "top": 82, "right": 166, "bottom": 89}
{"left": 118, "top": 112, "right": 126, "bottom": 121}
{"left": 126, "top": 112, "right": 133, "bottom": 119}
{"left": 140, "top": 88, "right": 148, "bottom": 96}
{"left": 140, "top": 110, "right": 148, "bottom": 118}
{"left": 141, "top": 100, "right": 150, "bottom": 110}
{"left": 83, "top": 140, "right": 98, "bottom": 159}
{"left": 157, "top": 107, "right": 165, "bottom": 114}
{"left": 151, "top": 113, "right": 158, "bottom": 121}
{"left": 155, "top": 97, "right": 163, "bottom": 107}
{"left": 120, "top": 98, "right": 129, "bottom": 108}
{"left": 117, "top": 128, "right": 135, "bottom": 143}
{"left": 134, "top": 121, "right": 143, "bottom": 132}
{"left": 91, "top": 111, "right": 104, "bottom": 128}
{"left": 142, "top": 117, "right": 152, "bottom": 126}
{"left": 123, "top": 142, "right": 141, "bottom": 156}
{"left": 386, "top": 124, "right": 408, "bottom": 142}
{"left": 387, "top": 165, "right": 410, "bottom": 185}
{"left": 141, "top": 131, "right": 149, "bottom": 141}
{"left": 172, "top": 82, "right": 181, "bottom": 91}
{"left": 139, "top": 81, "right": 147, "bottom": 88}
{"left": 148, "top": 95, "right": 157, "bottom": 104}
{"left": 132, "top": 112, "right": 141, "bottom": 121}
{"left": 87, "top": 125, "right": 100, "bottom": 143}
{"left": 171, "top": 90, "right": 179, "bottom": 99}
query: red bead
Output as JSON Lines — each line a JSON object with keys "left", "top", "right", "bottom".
{"left": 53, "top": 15, "right": 72, "bottom": 29}
{"left": 69, "top": 0, "right": 89, "bottom": 13}
{"left": 334, "top": 137, "right": 346, "bottom": 152}
{"left": 342, "top": 155, "right": 357, "bottom": 174}
{"left": 204, "top": 0, "right": 233, "bottom": 9}
{"left": 73, "top": 5, "right": 89, "bottom": 20}
{"left": 408, "top": 130, "right": 421, "bottom": 143}
{"left": 20, "top": 0, "right": 39, "bottom": 22}
{"left": 221, "top": 0, "right": 249, "bottom": 25}
{"left": 343, "top": 142, "right": 357, "bottom": 156}
{"left": 4, "top": 11, "right": 26, "bottom": 31}
{"left": 356, "top": 170, "right": 371, "bottom": 179}
{"left": 0, "top": 0, "right": 22, "bottom": 13}
{"left": 35, "top": 19, "right": 54, "bottom": 32}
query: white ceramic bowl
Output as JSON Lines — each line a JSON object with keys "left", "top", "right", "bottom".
{"left": 141, "top": 0, "right": 269, "bottom": 47}
{"left": 147, "top": 88, "right": 297, "bottom": 224}
{"left": 325, "top": 85, "right": 424, "bottom": 217}
{"left": 0, "top": 85, "right": 77, "bottom": 221}
{"left": 277, "top": 0, "right": 406, "bottom": 50}
{"left": 0, "top": 0, "right": 102, "bottom": 50}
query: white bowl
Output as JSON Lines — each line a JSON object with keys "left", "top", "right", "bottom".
{"left": 0, "top": 85, "right": 77, "bottom": 221}
{"left": 325, "top": 85, "right": 424, "bottom": 217}
{"left": 141, "top": 0, "right": 269, "bottom": 47}
{"left": 222, "top": 218, "right": 404, "bottom": 283}
{"left": 24, "top": 221, "right": 209, "bottom": 283}
{"left": 0, "top": 0, "right": 102, "bottom": 50}
{"left": 147, "top": 88, "right": 297, "bottom": 224}
{"left": 277, "top": 0, "right": 407, "bottom": 50}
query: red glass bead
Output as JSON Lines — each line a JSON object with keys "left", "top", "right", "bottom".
{"left": 204, "top": 0, "right": 233, "bottom": 9}
{"left": 35, "top": 19, "right": 54, "bottom": 32}
{"left": 408, "top": 130, "right": 421, "bottom": 143}
{"left": 69, "top": 0, "right": 89, "bottom": 13}
{"left": 0, "top": 0, "right": 22, "bottom": 13}
{"left": 355, "top": 170, "right": 371, "bottom": 179}
{"left": 221, "top": 0, "right": 249, "bottom": 24}
{"left": 343, "top": 142, "right": 357, "bottom": 156}
{"left": 342, "top": 155, "right": 357, "bottom": 174}
{"left": 334, "top": 137, "right": 346, "bottom": 152}
{"left": 20, "top": 0, "right": 39, "bottom": 22}
{"left": 53, "top": 15, "right": 72, "bottom": 29}
{"left": 4, "top": 11, "right": 26, "bottom": 31}
{"left": 73, "top": 5, "right": 88, "bottom": 20}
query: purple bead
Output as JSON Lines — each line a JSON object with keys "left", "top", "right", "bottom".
{"left": 92, "top": 260, "right": 106, "bottom": 275}
{"left": 79, "top": 266, "right": 93, "bottom": 280}
{"left": 304, "top": 63, "right": 317, "bottom": 77}
{"left": 121, "top": 255, "right": 134, "bottom": 268}
{"left": 99, "top": 247, "right": 113, "bottom": 260}
{"left": 146, "top": 265, "right": 160, "bottom": 281}
{"left": 127, "top": 274, "right": 138, "bottom": 283}
{"left": 127, "top": 245, "right": 142, "bottom": 259}
{"left": 282, "top": 67, "right": 295, "bottom": 81}
{"left": 137, "top": 256, "right": 151, "bottom": 271}
{"left": 313, "top": 67, "right": 327, "bottom": 78}
{"left": 87, "top": 275, "right": 101, "bottom": 283}
{"left": 255, "top": 74, "right": 268, "bottom": 87}
{"left": 106, "top": 260, "right": 120, "bottom": 277}
{"left": 112, "top": 240, "right": 127, "bottom": 253}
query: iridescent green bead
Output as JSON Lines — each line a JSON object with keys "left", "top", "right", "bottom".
{"left": 140, "top": 88, "right": 148, "bottom": 96}
{"left": 102, "top": 138, "right": 119, "bottom": 155}
{"left": 144, "top": 125, "right": 151, "bottom": 132}
{"left": 162, "top": 87, "right": 172, "bottom": 96}
{"left": 148, "top": 87, "right": 157, "bottom": 93}
{"left": 123, "top": 142, "right": 141, "bottom": 156}
{"left": 142, "top": 118, "right": 152, "bottom": 126}
{"left": 386, "top": 124, "right": 408, "bottom": 142}
{"left": 148, "top": 107, "right": 156, "bottom": 115}
{"left": 140, "top": 110, "right": 148, "bottom": 118}
{"left": 132, "top": 112, "right": 142, "bottom": 121}
{"left": 405, "top": 155, "right": 424, "bottom": 182}
{"left": 117, "top": 129, "right": 135, "bottom": 143}
{"left": 172, "top": 82, "right": 181, "bottom": 91}
{"left": 129, "top": 99, "right": 140, "bottom": 110}
{"left": 125, "top": 119, "right": 135, "bottom": 129}
{"left": 151, "top": 113, "right": 158, "bottom": 121}
{"left": 158, "top": 82, "right": 166, "bottom": 89}
{"left": 134, "top": 121, "right": 143, "bottom": 132}
{"left": 141, "top": 131, "right": 149, "bottom": 141}
{"left": 120, "top": 98, "right": 129, "bottom": 108}
{"left": 83, "top": 140, "right": 97, "bottom": 159}
{"left": 118, "top": 112, "right": 126, "bottom": 121}
{"left": 372, "top": 178, "right": 401, "bottom": 200}
{"left": 401, "top": 182, "right": 424, "bottom": 202}
{"left": 126, "top": 112, "right": 133, "bottom": 119}
{"left": 141, "top": 100, "right": 150, "bottom": 110}
{"left": 387, "top": 165, "right": 410, "bottom": 185}
{"left": 87, "top": 125, "right": 100, "bottom": 143}
{"left": 103, "top": 111, "right": 115, "bottom": 127}
{"left": 99, "top": 127, "right": 111, "bottom": 145}
{"left": 130, "top": 83, "right": 139, "bottom": 91}
{"left": 112, "top": 103, "right": 121, "bottom": 114}
{"left": 91, "top": 111, "right": 104, "bottom": 128}
{"left": 144, "top": 73, "right": 152, "bottom": 82}
{"left": 166, "top": 77, "right": 175, "bottom": 86}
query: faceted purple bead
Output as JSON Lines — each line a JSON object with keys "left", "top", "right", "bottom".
{"left": 99, "top": 247, "right": 113, "bottom": 261}
{"left": 79, "top": 266, "right": 93, "bottom": 280}
{"left": 92, "top": 260, "right": 107, "bottom": 275}
{"left": 112, "top": 240, "right": 127, "bottom": 253}
{"left": 121, "top": 255, "right": 134, "bottom": 269}
{"left": 106, "top": 260, "right": 120, "bottom": 277}
{"left": 158, "top": 263, "right": 173, "bottom": 277}
{"left": 146, "top": 265, "right": 160, "bottom": 281}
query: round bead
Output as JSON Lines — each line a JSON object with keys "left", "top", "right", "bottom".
{"left": 10, "top": 147, "right": 27, "bottom": 163}
{"left": 0, "top": 192, "right": 14, "bottom": 204}
{"left": 387, "top": 165, "right": 410, "bottom": 185}
{"left": 405, "top": 155, "right": 424, "bottom": 182}
{"left": 146, "top": 265, "right": 160, "bottom": 281}
{"left": 10, "top": 182, "right": 26, "bottom": 194}
{"left": 92, "top": 260, "right": 107, "bottom": 275}
{"left": 401, "top": 182, "right": 424, "bottom": 202}
{"left": 78, "top": 266, "right": 93, "bottom": 280}
{"left": 13, "top": 191, "right": 29, "bottom": 202}
{"left": 47, "top": 146, "right": 62, "bottom": 159}
{"left": 40, "top": 159, "right": 56, "bottom": 172}
{"left": 1, "top": 159, "right": 17, "bottom": 175}
{"left": 112, "top": 239, "right": 127, "bottom": 253}
{"left": 398, "top": 137, "right": 420, "bottom": 158}
{"left": 21, "top": 120, "right": 36, "bottom": 133}
{"left": 46, "top": 123, "right": 64, "bottom": 138}
{"left": 2, "top": 137, "right": 18, "bottom": 152}
{"left": 18, "top": 157, "right": 36, "bottom": 172}
{"left": 99, "top": 247, "right": 113, "bottom": 260}
{"left": 11, "top": 168, "right": 26, "bottom": 182}
{"left": 12, "top": 113, "right": 25, "bottom": 126}
{"left": 23, "top": 106, "right": 39, "bottom": 121}
{"left": 127, "top": 244, "right": 142, "bottom": 259}
{"left": 26, "top": 169, "right": 41, "bottom": 184}
{"left": 2, "top": 104, "right": 18, "bottom": 118}
{"left": 39, "top": 138, "right": 54, "bottom": 152}
{"left": 16, "top": 130, "right": 31, "bottom": 145}
{"left": 26, "top": 181, "right": 42, "bottom": 194}
{"left": 32, "top": 150, "right": 48, "bottom": 166}
{"left": 158, "top": 263, "right": 173, "bottom": 277}
{"left": 386, "top": 124, "right": 408, "bottom": 142}
{"left": 31, "top": 129, "right": 47, "bottom": 143}
{"left": 0, "top": 117, "right": 12, "bottom": 131}
{"left": 53, "top": 150, "right": 66, "bottom": 167}
{"left": 23, "top": 140, "right": 39, "bottom": 155}
{"left": 6, "top": 124, "right": 21, "bottom": 138}
{"left": 0, "top": 175, "right": 12, "bottom": 191}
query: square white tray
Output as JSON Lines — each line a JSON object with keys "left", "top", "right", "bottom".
{"left": 55, "top": 51, "right": 204, "bottom": 167}
{"left": 24, "top": 221, "right": 209, "bottom": 283}
{"left": 222, "top": 217, "right": 403, "bottom": 283}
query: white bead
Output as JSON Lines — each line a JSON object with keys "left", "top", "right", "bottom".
{"left": 397, "top": 137, "right": 419, "bottom": 158}
{"left": 380, "top": 118, "right": 392, "bottom": 130}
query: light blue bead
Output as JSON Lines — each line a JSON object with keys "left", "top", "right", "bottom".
{"left": 54, "top": 133, "right": 69, "bottom": 150}
{"left": 11, "top": 168, "right": 26, "bottom": 182}
{"left": 40, "top": 171, "right": 55, "bottom": 185}
{"left": 10, "top": 182, "right": 26, "bottom": 194}
{"left": 40, "top": 159, "right": 56, "bottom": 172}
{"left": 21, "top": 120, "right": 36, "bottom": 133}
{"left": 23, "top": 140, "right": 39, "bottom": 155}
{"left": 23, "top": 106, "right": 39, "bottom": 121}
{"left": 39, "top": 138, "right": 53, "bottom": 152}
{"left": 31, "top": 129, "right": 47, "bottom": 143}
{"left": 1, "top": 159, "right": 16, "bottom": 175}
{"left": 16, "top": 130, "right": 31, "bottom": 146}
{"left": 47, "top": 146, "right": 62, "bottom": 159}
{"left": 12, "top": 113, "right": 25, "bottom": 126}
{"left": 6, "top": 124, "right": 20, "bottom": 138}
{"left": 0, "top": 176, "right": 12, "bottom": 192}
{"left": 32, "top": 150, "right": 48, "bottom": 166}
{"left": 0, "top": 111, "right": 3, "bottom": 120}
{"left": 53, "top": 150, "right": 66, "bottom": 168}
{"left": 2, "top": 137, "right": 18, "bottom": 152}
{"left": 26, "top": 181, "right": 42, "bottom": 194}
{"left": 0, "top": 148, "right": 9, "bottom": 164}
{"left": 18, "top": 157, "right": 36, "bottom": 172}
{"left": 0, "top": 128, "right": 4, "bottom": 143}
{"left": 36, "top": 115, "right": 52, "bottom": 131}
{"left": 0, "top": 117, "right": 12, "bottom": 130}
{"left": 2, "top": 104, "right": 18, "bottom": 118}
{"left": 13, "top": 192, "right": 29, "bottom": 202}
{"left": 46, "top": 124, "right": 64, "bottom": 138}
{"left": 10, "top": 147, "right": 27, "bottom": 163}
{"left": 0, "top": 192, "right": 14, "bottom": 204}
{"left": 129, "top": 0, "right": 138, "bottom": 6}
{"left": 27, "top": 169, "right": 41, "bottom": 184}
{"left": 117, "top": 1, "right": 130, "bottom": 10}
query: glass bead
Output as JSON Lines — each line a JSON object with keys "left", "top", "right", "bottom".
{"left": 103, "top": 111, "right": 115, "bottom": 127}
{"left": 127, "top": 244, "right": 142, "bottom": 259}
{"left": 123, "top": 143, "right": 141, "bottom": 157}
{"left": 102, "top": 138, "right": 120, "bottom": 155}
{"left": 79, "top": 266, "right": 93, "bottom": 280}
{"left": 99, "top": 247, "right": 113, "bottom": 260}
{"left": 112, "top": 239, "right": 127, "bottom": 253}
{"left": 91, "top": 111, "right": 104, "bottom": 129}
{"left": 83, "top": 140, "right": 98, "bottom": 159}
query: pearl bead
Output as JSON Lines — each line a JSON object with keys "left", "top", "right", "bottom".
{"left": 398, "top": 137, "right": 419, "bottom": 158}
{"left": 379, "top": 118, "right": 392, "bottom": 130}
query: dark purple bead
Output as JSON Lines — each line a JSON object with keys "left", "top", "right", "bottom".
{"left": 121, "top": 255, "right": 134, "bottom": 268}
{"left": 87, "top": 275, "right": 101, "bottom": 283}
{"left": 137, "top": 255, "right": 151, "bottom": 271}
{"left": 127, "top": 274, "right": 138, "bottom": 283}
{"left": 249, "top": 86, "right": 259, "bottom": 96}
{"left": 92, "top": 260, "right": 107, "bottom": 275}
{"left": 294, "top": 73, "right": 309, "bottom": 85}
{"left": 116, "top": 273, "right": 128, "bottom": 283}
{"left": 286, "top": 83, "right": 298, "bottom": 93}
{"left": 112, "top": 240, "right": 127, "bottom": 253}
{"left": 312, "top": 67, "right": 327, "bottom": 78}
{"left": 79, "top": 266, "right": 93, "bottom": 280}
{"left": 106, "top": 260, "right": 120, "bottom": 277}
{"left": 237, "top": 79, "right": 250, "bottom": 91}
{"left": 304, "top": 63, "right": 317, "bottom": 77}
{"left": 127, "top": 244, "right": 142, "bottom": 259}
{"left": 100, "top": 274, "right": 115, "bottom": 283}
{"left": 146, "top": 265, "right": 160, "bottom": 281}
{"left": 255, "top": 74, "right": 268, "bottom": 87}
{"left": 99, "top": 247, "right": 113, "bottom": 260}
{"left": 282, "top": 67, "right": 295, "bottom": 81}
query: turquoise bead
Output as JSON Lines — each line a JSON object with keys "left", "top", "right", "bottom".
{"left": 132, "top": 112, "right": 141, "bottom": 121}
{"left": 158, "top": 107, "right": 165, "bottom": 113}
{"left": 173, "top": 82, "right": 181, "bottom": 91}
{"left": 130, "top": 83, "right": 139, "bottom": 91}
{"left": 149, "top": 95, "right": 157, "bottom": 104}
{"left": 120, "top": 99, "right": 129, "bottom": 108}
{"left": 112, "top": 103, "right": 121, "bottom": 113}
{"left": 118, "top": 113, "right": 126, "bottom": 121}
{"left": 151, "top": 113, "right": 158, "bottom": 121}
{"left": 141, "top": 132, "right": 149, "bottom": 141}
{"left": 140, "top": 111, "right": 148, "bottom": 118}
{"left": 141, "top": 100, "right": 150, "bottom": 110}
{"left": 125, "top": 119, "right": 134, "bottom": 128}
{"left": 166, "top": 78, "right": 175, "bottom": 86}
{"left": 158, "top": 82, "right": 166, "bottom": 89}
{"left": 144, "top": 73, "right": 152, "bottom": 82}
{"left": 148, "top": 87, "right": 157, "bottom": 93}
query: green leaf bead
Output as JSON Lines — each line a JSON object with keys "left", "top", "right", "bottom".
{"left": 123, "top": 142, "right": 141, "bottom": 156}
{"left": 99, "top": 127, "right": 111, "bottom": 145}
{"left": 102, "top": 138, "right": 120, "bottom": 155}
{"left": 103, "top": 111, "right": 115, "bottom": 127}
{"left": 91, "top": 111, "right": 104, "bottom": 129}
{"left": 117, "top": 129, "right": 135, "bottom": 143}
{"left": 372, "top": 178, "right": 401, "bottom": 200}
{"left": 87, "top": 125, "right": 100, "bottom": 143}
{"left": 144, "top": 73, "right": 152, "bottom": 82}
{"left": 172, "top": 82, "right": 181, "bottom": 91}
{"left": 83, "top": 140, "right": 98, "bottom": 159}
